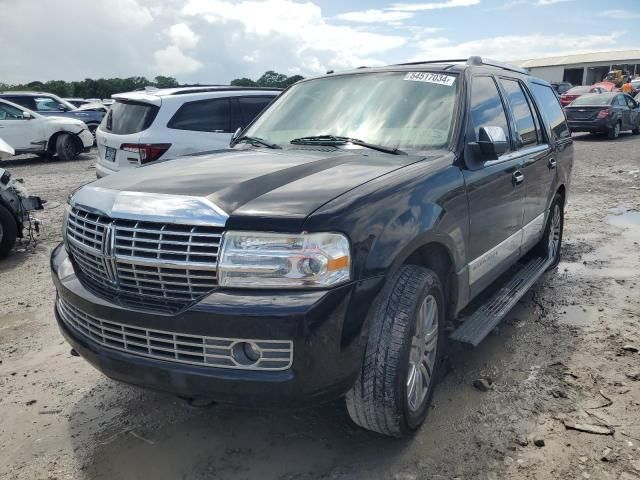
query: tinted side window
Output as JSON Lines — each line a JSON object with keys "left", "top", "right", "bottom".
{"left": 625, "top": 95, "right": 638, "bottom": 109}
{"left": 2, "top": 96, "right": 37, "bottom": 111}
{"left": 470, "top": 76, "right": 511, "bottom": 152}
{"left": 531, "top": 83, "right": 570, "bottom": 140}
{"left": 615, "top": 95, "right": 627, "bottom": 107}
{"left": 238, "top": 96, "right": 273, "bottom": 125}
{"left": 500, "top": 79, "right": 537, "bottom": 146}
{"left": 167, "top": 98, "right": 231, "bottom": 132}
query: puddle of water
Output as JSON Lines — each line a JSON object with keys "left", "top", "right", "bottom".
{"left": 558, "top": 305, "right": 603, "bottom": 327}
{"left": 606, "top": 205, "right": 640, "bottom": 229}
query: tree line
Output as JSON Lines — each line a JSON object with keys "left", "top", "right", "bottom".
{"left": 0, "top": 71, "right": 304, "bottom": 99}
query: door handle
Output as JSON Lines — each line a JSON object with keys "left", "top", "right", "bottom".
{"left": 512, "top": 170, "right": 524, "bottom": 185}
{"left": 548, "top": 158, "right": 557, "bottom": 169}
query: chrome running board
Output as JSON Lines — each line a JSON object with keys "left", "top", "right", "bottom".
{"left": 450, "top": 256, "right": 552, "bottom": 346}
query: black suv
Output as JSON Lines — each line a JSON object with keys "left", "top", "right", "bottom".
{"left": 51, "top": 57, "right": 573, "bottom": 437}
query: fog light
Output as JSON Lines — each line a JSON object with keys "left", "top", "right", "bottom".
{"left": 231, "top": 341, "right": 262, "bottom": 366}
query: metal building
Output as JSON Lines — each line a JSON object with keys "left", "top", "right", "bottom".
{"left": 515, "top": 50, "right": 640, "bottom": 86}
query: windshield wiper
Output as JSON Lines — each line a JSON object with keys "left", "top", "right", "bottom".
{"left": 290, "top": 135, "right": 406, "bottom": 155}
{"left": 235, "top": 135, "right": 281, "bottom": 149}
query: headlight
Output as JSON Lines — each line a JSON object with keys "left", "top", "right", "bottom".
{"left": 218, "top": 231, "right": 351, "bottom": 289}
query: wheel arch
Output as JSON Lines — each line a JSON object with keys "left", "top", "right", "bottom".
{"left": 46, "top": 130, "right": 82, "bottom": 154}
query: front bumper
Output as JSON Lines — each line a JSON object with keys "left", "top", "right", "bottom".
{"left": 51, "top": 244, "right": 378, "bottom": 406}
{"left": 78, "top": 129, "right": 94, "bottom": 149}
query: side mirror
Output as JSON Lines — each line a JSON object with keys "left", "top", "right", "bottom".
{"left": 22, "top": 111, "right": 33, "bottom": 120}
{"left": 477, "top": 126, "right": 508, "bottom": 159}
{"left": 58, "top": 104, "right": 68, "bottom": 111}
{"left": 230, "top": 127, "right": 242, "bottom": 147}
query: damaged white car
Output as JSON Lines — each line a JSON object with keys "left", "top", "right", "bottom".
{"left": 0, "top": 98, "right": 93, "bottom": 160}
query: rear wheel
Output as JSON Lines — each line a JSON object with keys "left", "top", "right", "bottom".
{"left": 346, "top": 265, "right": 445, "bottom": 437}
{"left": 607, "top": 121, "right": 621, "bottom": 140}
{"left": 0, "top": 203, "right": 18, "bottom": 259}
{"left": 55, "top": 133, "right": 80, "bottom": 161}
{"left": 534, "top": 193, "right": 564, "bottom": 270}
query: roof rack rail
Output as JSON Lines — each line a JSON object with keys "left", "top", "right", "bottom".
{"left": 466, "top": 56, "right": 530, "bottom": 75}
{"left": 391, "top": 57, "right": 529, "bottom": 75}
{"left": 169, "top": 86, "right": 282, "bottom": 95}
{"left": 393, "top": 59, "right": 468, "bottom": 66}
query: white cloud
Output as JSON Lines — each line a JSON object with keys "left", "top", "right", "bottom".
{"left": 334, "top": 9, "right": 415, "bottom": 23}
{"left": 389, "top": 0, "right": 480, "bottom": 12}
{"left": 181, "top": 0, "right": 407, "bottom": 75}
{"left": 535, "top": 0, "right": 571, "bottom": 4}
{"left": 153, "top": 46, "right": 203, "bottom": 75}
{"left": 601, "top": 9, "right": 640, "bottom": 20}
{"left": 412, "top": 33, "right": 620, "bottom": 62}
{"left": 167, "top": 23, "right": 199, "bottom": 49}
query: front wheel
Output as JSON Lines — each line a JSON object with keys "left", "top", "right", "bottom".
{"left": 535, "top": 193, "right": 564, "bottom": 270}
{"left": 346, "top": 265, "right": 445, "bottom": 437}
{"left": 55, "top": 133, "right": 80, "bottom": 161}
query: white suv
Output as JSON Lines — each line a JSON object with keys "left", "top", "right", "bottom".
{"left": 0, "top": 98, "right": 94, "bottom": 160}
{"left": 95, "top": 86, "right": 280, "bottom": 177}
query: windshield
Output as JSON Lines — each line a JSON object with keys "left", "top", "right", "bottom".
{"left": 571, "top": 94, "right": 614, "bottom": 106}
{"left": 242, "top": 71, "right": 459, "bottom": 150}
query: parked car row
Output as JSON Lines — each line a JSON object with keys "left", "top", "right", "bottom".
{"left": 0, "top": 92, "right": 106, "bottom": 140}
{"left": 0, "top": 98, "right": 94, "bottom": 159}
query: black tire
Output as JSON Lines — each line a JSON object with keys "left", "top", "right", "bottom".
{"left": 607, "top": 121, "right": 621, "bottom": 140}
{"left": 0, "top": 203, "right": 18, "bottom": 259}
{"left": 55, "top": 133, "right": 79, "bottom": 161}
{"left": 632, "top": 125, "right": 640, "bottom": 135}
{"left": 534, "top": 193, "right": 564, "bottom": 271}
{"left": 346, "top": 265, "right": 446, "bottom": 437}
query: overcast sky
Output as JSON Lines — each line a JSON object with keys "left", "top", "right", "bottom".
{"left": 1, "top": 0, "right": 638, "bottom": 85}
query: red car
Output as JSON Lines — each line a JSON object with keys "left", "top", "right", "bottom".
{"left": 560, "top": 85, "right": 608, "bottom": 107}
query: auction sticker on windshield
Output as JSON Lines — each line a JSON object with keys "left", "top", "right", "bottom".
{"left": 404, "top": 72, "right": 456, "bottom": 86}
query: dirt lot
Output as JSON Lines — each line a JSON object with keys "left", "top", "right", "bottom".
{"left": 1, "top": 135, "right": 639, "bottom": 480}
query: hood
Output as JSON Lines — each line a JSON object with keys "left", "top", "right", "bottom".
{"left": 93, "top": 147, "right": 434, "bottom": 227}
{"left": 44, "top": 116, "right": 87, "bottom": 130}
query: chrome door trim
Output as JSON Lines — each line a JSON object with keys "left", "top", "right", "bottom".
{"left": 468, "top": 213, "right": 545, "bottom": 285}
{"left": 70, "top": 186, "right": 229, "bottom": 227}
{"left": 484, "top": 144, "right": 550, "bottom": 167}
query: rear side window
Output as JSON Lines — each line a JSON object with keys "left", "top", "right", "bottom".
{"left": 500, "top": 79, "right": 537, "bottom": 146}
{"left": 469, "top": 76, "right": 511, "bottom": 152}
{"left": 238, "top": 96, "right": 273, "bottom": 125}
{"left": 167, "top": 98, "right": 231, "bottom": 132}
{"left": 105, "top": 101, "right": 159, "bottom": 134}
{"left": 531, "top": 84, "right": 570, "bottom": 140}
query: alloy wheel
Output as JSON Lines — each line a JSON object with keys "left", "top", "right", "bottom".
{"left": 547, "top": 204, "right": 561, "bottom": 260}
{"left": 407, "top": 294, "right": 438, "bottom": 412}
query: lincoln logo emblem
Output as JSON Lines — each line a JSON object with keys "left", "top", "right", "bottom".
{"left": 100, "top": 223, "right": 118, "bottom": 285}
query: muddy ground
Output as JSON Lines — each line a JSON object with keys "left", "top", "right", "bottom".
{"left": 0, "top": 134, "right": 639, "bottom": 480}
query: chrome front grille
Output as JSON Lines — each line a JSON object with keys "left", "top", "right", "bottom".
{"left": 57, "top": 297, "right": 293, "bottom": 371}
{"left": 65, "top": 206, "right": 223, "bottom": 310}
